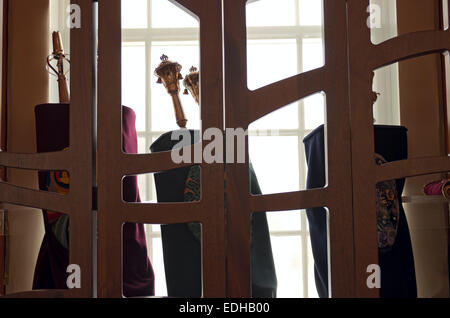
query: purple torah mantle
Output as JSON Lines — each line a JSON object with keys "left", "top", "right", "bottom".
{"left": 33, "top": 104, "right": 155, "bottom": 297}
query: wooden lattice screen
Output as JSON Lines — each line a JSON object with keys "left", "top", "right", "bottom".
{"left": 222, "top": 0, "right": 355, "bottom": 297}
{"left": 0, "top": 0, "right": 449, "bottom": 298}
{"left": 97, "top": 0, "right": 227, "bottom": 298}
{"left": 97, "top": 0, "right": 356, "bottom": 298}
{"left": 347, "top": 0, "right": 450, "bottom": 297}
{"left": 0, "top": 0, "right": 94, "bottom": 298}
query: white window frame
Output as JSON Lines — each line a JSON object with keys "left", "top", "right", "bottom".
{"left": 371, "top": 0, "right": 401, "bottom": 125}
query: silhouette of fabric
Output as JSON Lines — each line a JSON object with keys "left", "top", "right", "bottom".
{"left": 33, "top": 104, "right": 154, "bottom": 296}
{"left": 303, "top": 125, "right": 416, "bottom": 298}
{"left": 150, "top": 129, "right": 277, "bottom": 298}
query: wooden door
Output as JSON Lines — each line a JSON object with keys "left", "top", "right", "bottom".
{"left": 347, "top": 0, "right": 450, "bottom": 297}
{"left": 0, "top": 0, "right": 95, "bottom": 298}
{"left": 98, "top": 0, "right": 356, "bottom": 298}
{"left": 0, "top": 0, "right": 7, "bottom": 297}
{"left": 223, "top": 0, "right": 355, "bottom": 297}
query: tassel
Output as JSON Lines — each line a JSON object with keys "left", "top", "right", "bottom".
{"left": 178, "top": 73, "right": 184, "bottom": 80}
{"left": 157, "top": 77, "right": 162, "bottom": 84}
{"left": 183, "top": 89, "right": 189, "bottom": 95}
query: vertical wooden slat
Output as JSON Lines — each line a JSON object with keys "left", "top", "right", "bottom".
{"left": 347, "top": 0, "right": 380, "bottom": 298}
{"left": 0, "top": 0, "right": 7, "bottom": 157}
{"left": 223, "top": 0, "right": 252, "bottom": 298}
{"left": 0, "top": 0, "right": 94, "bottom": 298}
{"left": 0, "top": 0, "right": 7, "bottom": 297}
{"left": 69, "top": 0, "right": 94, "bottom": 297}
{"left": 97, "top": 0, "right": 123, "bottom": 298}
{"left": 321, "top": 0, "right": 356, "bottom": 298}
{"left": 439, "top": 0, "right": 450, "bottom": 155}
{"left": 187, "top": 0, "right": 226, "bottom": 297}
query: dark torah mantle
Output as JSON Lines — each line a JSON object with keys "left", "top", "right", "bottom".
{"left": 150, "top": 129, "right": 277, "bottom": 297}
{"left": 303, "top": 124, "right": 417, "bottom": 298}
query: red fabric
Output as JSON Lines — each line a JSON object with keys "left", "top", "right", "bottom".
{"left": 424, "top": 179, "right": 447, "bottom": 196}
{"left": 121, "top": 106, "right": 155, "bottom": 297}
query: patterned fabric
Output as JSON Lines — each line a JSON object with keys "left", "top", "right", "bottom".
{"left": 43, "top": 168, "right": 70, "bottom": 249}
{"left": 183, "top": 165, "right": 202, "bottom": 243}
{"left": 375, "top": 154, "right": 399, "bottom": 250}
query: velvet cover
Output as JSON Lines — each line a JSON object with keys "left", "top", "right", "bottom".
{"left": 303, "top": 124, "right": 417, "bottom": 298}
{"left": 33, "top": 104, "right": 154, "bottom": 297}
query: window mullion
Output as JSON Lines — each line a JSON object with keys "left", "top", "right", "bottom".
{"left": 297, "top": 34, "right": 311, "bottom": 299}
{"left": 144, "top": 0, "right": 154, "bottom": 265}
{"left": 148, "top": 0, "right": 152, "bottom": 28}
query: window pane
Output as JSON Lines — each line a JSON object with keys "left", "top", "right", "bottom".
{"left": 267, "top": 210, "right": 302, "bottom": 233}
{"left": 302, "top": 38, "right": 324, "bottom": 72}
{"left": 370, "top": 0, "right": 398, "bottom": 44}
{"left": 246, "top": 0, "right": 296, "bottom": 27}
{"left": 151, "top": 224, "right": 161, "bottom": 233}
{"left": 307, "top": 236, "right": 319, "bottom": 298}
{"left": 247, "top": 39, "right": 298, "bottom": 90}
{"left": 299, "top": 0, "right": 323, "bottom": 26}
{"left": 122, "top": 42, "right": 147, "bottom": 132}
{"left": 138, "top": 136, "right": 147, "bottom": 154}
{"left": 151, "top": 41, "right": 200, "bottom": 132}
{"left": 152, "top": 0, "right": 198, "bottom": 28}
{"left": 122, "top": 0, "right": 148, "bottom": 29}
{"left": 373, "top": 63, "right": 400, "bottom": 126}
{"left": 303, "top": 92, "right": 325, "bottom": 130}
{"left": 149, "top": 172, "right": 157, "bottom": 203}
{"left": 151, "top": 237, "right": 167, "bottom": 296}
{"left": 271, "top": 235, "right": 303, "bottom": 298}
{"left": 250, "top": 102, "right": 299, "bottom": 130}
{"left": 249, "top": 136, "right": 300, "bottom": 194}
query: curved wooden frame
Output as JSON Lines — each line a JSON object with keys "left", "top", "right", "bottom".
{"left": 97, "top": 0, "right": 226, "bottom": 297}
{"left": 223, "top": 0, "right": 355, "bottom": 297}
{"left": 0, "top": 0, "right": 446, "bottom": 299}
{"left": 347, "top": 0, "right": 450, "bottom": 297}
{"left": 0, "top": 0, "right": 94, "bottom": 298}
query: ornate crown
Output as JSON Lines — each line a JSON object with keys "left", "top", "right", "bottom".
{"left": 183, "top": 66, "right": 200, "bottom": 105}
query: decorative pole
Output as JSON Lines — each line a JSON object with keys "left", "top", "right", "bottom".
{"left": 154, "top": 54, "right": 187, "bottom": 128}
{"left": 183, "top": 66, "right": 200, "bottom": 105}
{"left": 47, "top": 31, "right": 70, "bottom": 103}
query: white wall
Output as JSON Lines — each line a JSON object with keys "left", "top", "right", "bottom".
{"left": 370, "top": 0, "right": 401, "bottom": 126}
